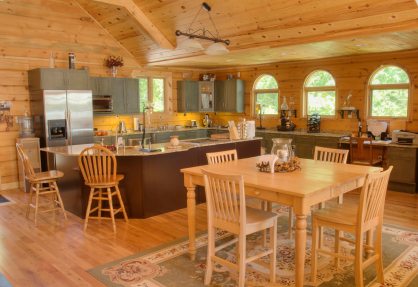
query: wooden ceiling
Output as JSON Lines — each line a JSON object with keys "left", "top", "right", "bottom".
{"left": 74, "top": 0, "right": 418, "bottom": 69}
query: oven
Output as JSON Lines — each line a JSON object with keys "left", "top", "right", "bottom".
{"left": 93, "top": 96, "right": 113, "bottom": 112}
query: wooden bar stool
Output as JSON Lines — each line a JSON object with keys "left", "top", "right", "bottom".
{"left": 78, "top": 146, "right": 128, "bottom": 233}
{"left": 16, "top": 143, "right": 68, "bottom": 226}
{"left": 311, "top": 167, "right": 393, "bottom": 287}
{"left": 201, "top": 169, "right": 278, "bottom": 287}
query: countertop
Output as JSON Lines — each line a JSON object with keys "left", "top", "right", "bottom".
{"left": 40, "top": 138, "right": 262, "bottom": 157}
{"left": 254, "top": 130, "right": 351, "bottom": 138}
{"left": 338, "top": 139, "right": 418, "bottom": 149}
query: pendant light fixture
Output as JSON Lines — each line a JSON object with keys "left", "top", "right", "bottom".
{"left": 175, "top": 2, "right": 229, "bottom": 55}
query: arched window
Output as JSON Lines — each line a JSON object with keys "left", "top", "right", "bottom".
{"left": 253, "top": 75, "right": 279, "bottom": 115}
{"left": 367, "top": 66, "right": 411, "bottom": 119}
{"left": 303, "top": 70, "right": 336, "bottom": 117}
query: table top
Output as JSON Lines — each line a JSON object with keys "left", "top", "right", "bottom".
{"left": 181, "top": 157, "right": 382, "bottom": 198}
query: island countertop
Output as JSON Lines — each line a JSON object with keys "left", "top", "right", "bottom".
{"left": 40, "top": 137, "right": 262, "bottom": 156}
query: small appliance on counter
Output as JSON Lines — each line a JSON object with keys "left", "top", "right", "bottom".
{"left": 391, "top": 130, "right": 418, "bottom": 145}
{"left": 134, "top": 117, "right": 143, "bottom": 131}
{"left": 186, "top": 120, "right": 197, "bottom": 128}
{"left": 202, "top": 114, "right": 212, "bottom": 127}
{"left": 118, "top": 120, "right": 126, "bottom": 133}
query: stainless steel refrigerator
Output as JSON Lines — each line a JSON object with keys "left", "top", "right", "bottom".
{"left": 31, "top": 90, "right": 94, "bottom": 171}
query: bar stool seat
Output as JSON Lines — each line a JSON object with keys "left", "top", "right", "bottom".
{"left": 84, "top": 174, "right": 124, "bottom": 186}
{"left": 16, "top": 143, "right": 68, "bottom": 227}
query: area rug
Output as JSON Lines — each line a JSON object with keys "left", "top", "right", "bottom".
{"left": 0, "top": 195, "right": 15, "bottom": 207}
{"left": 88, "top": 205, "right": 418, "bottom": 287}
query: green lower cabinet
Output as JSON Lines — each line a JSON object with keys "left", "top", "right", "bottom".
{"left": 296, "top": 144, "right": 314, "bottom": 159}
{"left": 315, "top": 137, "right": 338, "bottom": 149}
{"left": 387, "top": 147, "right": 417, "bottom": 194}
{"left": 170, "top": 131, "right": 188, "bottom": 140}
{"left": 197, "top": 129, "right": 208, "bottom": 138}
{"left": 155, "top": 133, "right": 171, "bottom": 143}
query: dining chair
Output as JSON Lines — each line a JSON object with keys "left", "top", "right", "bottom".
{"left": 311, "top": 166, "right": 393, "bottom": 287}
{"left": 289, "top": 147, "right": 349, "bottom": 239}
{"left": 78, "top": 146, "right": 129, "bottom": 233}
{"left": 201, "top": 169, "right": 278, "bottom": 287}
{"left": 16, "top": 143, "right": 68, "bottom": 226}
{"left": 206, "top": 150, "right": 269, "bottom": 246}
{"left": 349, "top": 137, "right": 383, "bottom": 166}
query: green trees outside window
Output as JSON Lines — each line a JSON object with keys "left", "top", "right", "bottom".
{"left": 139, "top": 77, "right": 165, "bottom": 113}
{"left": 369, "top": 67, "right": 410, "bottom": 118}
{"left": 254, "top": 75, "right": 279, "bottom": 115}
{"left": 304, "top": 71, "right": 336, "bottom": 116}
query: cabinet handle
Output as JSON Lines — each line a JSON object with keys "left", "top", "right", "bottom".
{"left": 186, "top": 103, "right": 188, "bottom": 108}
{"left": 127, "top": 103, "right": 130, "bottom": 110}
{"left": 99, "top": 85, "right": 101, "bottom": 92}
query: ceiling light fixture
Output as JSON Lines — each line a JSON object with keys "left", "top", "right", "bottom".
{"left": 175, "top": 2, "right": 230, "bottom": 55}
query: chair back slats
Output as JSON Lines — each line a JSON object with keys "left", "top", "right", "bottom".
{"left": 206, "top": 150, "right": 238, "bottom": 165}
{"left": 349, "top": 137, "right": 374, "bottom": 165}
{"left": 358, "top": 166, "right": 393, "bottom": 229}
{"left": 314, "top": 146, "right": 349, "bottom": 164}
{"left": 78, "top": 146, "right": 117, "bottom": 184}
{"left": 16, "top": 143, "right": 37, "bottom": 180}
{"left": 202, "top": 169, "right": 244, "bottom": 227}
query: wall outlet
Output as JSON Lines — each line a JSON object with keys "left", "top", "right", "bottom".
{"left": 378, "top": 156, "right": 382, "bottom": 160}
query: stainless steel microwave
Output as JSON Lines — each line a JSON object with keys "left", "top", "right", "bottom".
{"left": 93, "top": 96, "right": 113, "bottom": 112}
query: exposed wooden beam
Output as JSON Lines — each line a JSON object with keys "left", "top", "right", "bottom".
{"left": 85, "top": 0, "right": 175, "bottom": 50}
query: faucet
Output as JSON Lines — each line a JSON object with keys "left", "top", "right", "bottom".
{"left": 115, "top": 122, "right": 120, "bottom": 149}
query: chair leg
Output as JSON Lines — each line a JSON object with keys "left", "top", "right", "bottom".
{"left": 354, "top": 232, "right": 364, "bottom": 287}
{"left": 289, "top": 207, "right": 294, "bottom": 239}
{"left": 50, "top": 182, "right": 58, "bottom": 214}
{"left": 54, "top": 181, "right": 67, "bottom": 221}
{"left": 365, "top": 229, "right": 373, "bottom": 259}
{"left": 204, "top": 226, "right": 215, "bottom": 285}
{"left": 311, "top": 217, "right": 319, "bottom": 282}
{"left": 270, "top": 219, "right": 277, "bottom": 283}
{"left": 238, "top": 232, "right": 246, "bottom": 287}
{"left": 98, "top": 188, "right": 102, "bottom": 219}
{"left": 107, "top": 187, "right": 116, "bottom": 233}
{"left": 374, "top": 224, "right": 385, "bottom": 284}
{"left": 335, "top": 230, "right": 341, "bottom": 268}
{"left": 115, "top": 185, "right": 129, "bottom": 223}
{"left": 34, "top": 184, "right": 40, "bottom": 226}
{"left": 84, "top": 188, "right": 94, "bottom": 231}
{"left": 235, "top": 234, "right": 240, "bottom": 262}
{"left": 26, "top": 183, "right": 34, "bottom": 218}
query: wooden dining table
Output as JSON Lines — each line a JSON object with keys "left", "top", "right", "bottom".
{"left": 181, "top": 156, "right": 383, "bottom": 287}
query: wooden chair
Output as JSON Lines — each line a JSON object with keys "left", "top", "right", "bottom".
{"left": 206, "top": 150, "right": 269, "bottom": 246}
{"left": 16, "top": 143, "right": 67, "bottom": 226}
{"left": 201, "top": 169, "right": 278, "bottom": 287}
{"left": 78, "top": 146, "right": 129, "bottom": 233}
{"left": 349, "top": 137, "right": 382, "bottom": 166}
{"left": 289, "top": 147, "right": 349, "bottom": 239}
{"left": 311, "top": 166, "right": 393, "bottom": 287}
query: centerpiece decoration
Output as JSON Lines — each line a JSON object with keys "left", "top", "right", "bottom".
{"left": 105, "top": 55, "right": 124, "bottom": 77}
{"left": 256, "top": 156, "right": 301, "bottom": 173}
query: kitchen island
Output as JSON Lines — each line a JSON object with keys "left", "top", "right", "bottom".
{"left": 41, "top": 138, "right": 261, "bottom": 218}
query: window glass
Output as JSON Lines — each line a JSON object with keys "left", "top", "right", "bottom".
{"left": 256, "top": 93, "right": 278, "bottom": 114}
{"left": 256, "top": 75, "right": 278, "bottom": 89}
{"left": 371, "top": 89, "right": 408, "bottom": 117}
{"left": 139, "top": 78, "right": 148, "bottom": 112}
{"left": 306, "top": 71, "right": 335, "bottom": 87}
{"left": 307, "top": 91, "right": 335, "bottom": 115}
{"left": 153, "top": 78, "right": 165, "bottom": 112}
{"left": 371, "top": 67, "right": 409, "bottom": 85}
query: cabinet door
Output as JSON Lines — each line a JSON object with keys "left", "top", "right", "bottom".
{"left": 214, "top": 81, "right": 226, "bottom": 111}
{"left": 41, "top": 69, "right": 67, "bottom": 90}
{"left": 197, "top": 129, "right": 207, "bottom": 138}
{"left": 296, "top": 144, "right": 314, "bottom": 159}
{"left": 125, "top": 78, "right": 140, "bottom": 114}
{"left": 111, "top": 78, "right": 125, "bottom": 115}
{"left": 255, "top": 132, "right": 266, "bottom": 148}
{"left": 97, "top": 78, "right": 111, "bottom": 95}
{"left": 90, "top": 77, "right": 99, "bottom": 95}
{"left": 155, "top": 133, "right": 171, "bottom": 143}
{"left": 188, "top": 130, "right": 198, "bottom": 139}
{"left": 185, "top": 81, "right": 199, "bottom": 112}
{"left": 171, "top": 131, "right": 188, "bottom": 140}
{"left": 315, "top": 136, "right": 338, "bottom": 149}
{"left": 66, "top": 70, "right": 90, "bottom": 90}
{"left": 387, "top": 147, "right": 417, "bottom": 184}
{"left": 199, "top": 82, "right": 214, "bottom": 112}
{"left": 225, "top": 80, "right": 237, "bottom": 112}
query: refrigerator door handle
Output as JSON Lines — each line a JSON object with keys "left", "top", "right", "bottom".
{"left": 69, "top": 109, "right": 73, "bottom": 146}
{"left": 64, "top": 109, "right": 69, "bottom": 142}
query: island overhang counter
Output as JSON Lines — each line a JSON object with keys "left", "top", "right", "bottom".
{"left": 40, "top": 139, "right": 261, "bottom": 218}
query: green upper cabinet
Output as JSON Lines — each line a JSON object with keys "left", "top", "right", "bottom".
{"left": 28, "top": 68, "right": 90, "bottom": 90}
{"left": 110, "top": 78, "right": 125, "bottom": 115}
{"left": 125, "top": 78, "right": 140, "bottom": 114}
{"left": 214, "top": 79, "right": 245, "bottom": 113}
{"left": 177, "top": 81, "right": 199, "bottom": 113}
{"left": 90, "top": 77, "right": 112, "bottom": 95}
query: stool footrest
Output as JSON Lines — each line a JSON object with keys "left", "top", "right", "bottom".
{"left": 89, "top": 206, "right": 99, "bottom": 213}
{"left": 37, "top": 208, "right": 61, "bottom": 213}
{"left": 92, "top": 197, "right": 109, "bottom": 200}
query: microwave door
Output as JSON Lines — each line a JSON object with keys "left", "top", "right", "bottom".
{"left": 67, "top": 90, "right": 94, "bottom": 145}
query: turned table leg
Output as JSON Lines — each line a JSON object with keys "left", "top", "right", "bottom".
{"left": 294, "top": 198, "right": 310, "bottom": 287}
{"left": 186, "top": 175, "right": 197, "bottom": 260}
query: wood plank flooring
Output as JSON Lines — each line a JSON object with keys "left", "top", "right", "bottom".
{"left": 0, "top": 188, "right": 416, "bottom": 286}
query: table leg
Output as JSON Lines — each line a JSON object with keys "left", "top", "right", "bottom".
{"left": 295, "top": 214, "right": 308, "bottom": 287}
{"left": 187, "top": 186, "right": 197, "bottom": 260}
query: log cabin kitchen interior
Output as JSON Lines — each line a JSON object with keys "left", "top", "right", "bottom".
{"left": 1, "top": 0, "right": 418, "bottom": 286}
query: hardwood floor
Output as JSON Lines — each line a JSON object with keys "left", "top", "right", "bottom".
{"left": 0, "top": 188, "right": 416, "bottom": 286}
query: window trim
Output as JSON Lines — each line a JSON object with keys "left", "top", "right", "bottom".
{"left": 137, "top": 76, "right": 167, "bottom": 114}
{"left": 302, "top": 69, "right": 338, "bottom": 119}
{"left": 365, "top": 64, "right": 413, "bottom": 121}
{"left": 251, "top": 73, "right": 280, "bottom": 117}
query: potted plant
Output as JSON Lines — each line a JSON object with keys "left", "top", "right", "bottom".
{"left": 105, "top": 55, "right": 124, "bottom": 77}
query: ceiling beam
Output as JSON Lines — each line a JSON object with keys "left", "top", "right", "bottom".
{"left": 85, "top": 0, "right": 175, "bottom": 50}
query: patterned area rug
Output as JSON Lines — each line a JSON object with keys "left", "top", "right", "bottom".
{"left": 88, "top": 205, "right": 418, "bottom": 287}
